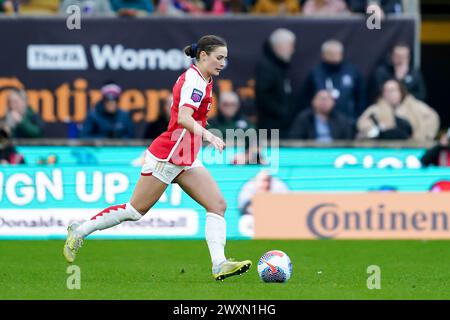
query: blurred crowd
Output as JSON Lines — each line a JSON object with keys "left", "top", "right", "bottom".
{"left": 0, "top": 0, "right": 406, "bottom": 17}
{"left": 0, "top": 28, "right": 442, "bottom": 147}
{"left": 0, "top": 1, "right": 445, "bottom": 167}
{"left": 0, "top": 28, "right": 440, "bottom": 146}
{"left": 261, "top": 30, "right": 439, "bottom": 144}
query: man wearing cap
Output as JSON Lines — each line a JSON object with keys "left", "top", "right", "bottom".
{"left": 80, "top": 82, "right": 134, "bottom": 139}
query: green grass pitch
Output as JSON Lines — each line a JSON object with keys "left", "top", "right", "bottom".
{"left": 1, "top": 240, "right": 449, "bottom": 300}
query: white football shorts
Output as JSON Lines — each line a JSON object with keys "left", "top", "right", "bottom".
{"left": 140, "top": 150, "right": 203, "bottom": 185}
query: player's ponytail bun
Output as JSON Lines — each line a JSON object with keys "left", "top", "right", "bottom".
{"left": 184, "top": 43, "right": 198, "bottom": 59}
{"left": 184, "top": 35, "right": 227, "bottom": 60}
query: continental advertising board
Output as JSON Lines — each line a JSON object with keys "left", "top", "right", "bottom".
{"left": 253, "top": 193, "right": 450, "bottom": 239}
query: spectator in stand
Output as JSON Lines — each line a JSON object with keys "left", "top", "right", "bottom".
{"left": 59, "top": 0, "right": 115, "bottom": 16}
{"left": 370, "top": 43, "right": 426, "bottom": 103}
{"left": 421, "top": 128, "right": 450, "bottom": 168}
{"left": 110, "top": 0, "right": 153, "bottom": 16}
{"left": 0, "top": 124, "right": 25, "bottom": 165}
{"left": 143, "top": 94, "right": 172, "bottom": 140}
{"left": 300, "top": 39, "right": 365, "bottom": 122}
{"left": 357, "top": 79, "right": 439, "bottom": 141}
{"left": 252, "top": 0, "right": 300, "bottom": 15}
{"left": 0, "top": 0, "right": 15, "bottom": 13}
{"left": 17, "top": 0, "right": 59, "bottom": 14}
{"left": 2, "top": 88, "right": 43, "bottom": 138}
{"left": 231, "top": 139, "right": 267, "bottom": 165}
{"left": 208, "top": 91, "right": 255, "bottom": 138}
{"left": 238, "top": 169, "right": 289, "bottom": 215}
{"left": 156, "top": 0, "right": 205, "bottom": 15}
{"left": 302, "top": 0, "right": 350, "bottom": 16}
{"left": 80, "top": 82, "right": 134, "bottom": 139}
{"left": 155, "top": 0, "right": 182, "bottom": 15}
{"left": 289, "top": 89, "right": 353, "bottom": 141}
{"left": 346, "top": 0, "right": 403, "bottom": 15}
{"left": 156, "top": 0, "right": 209, "bottom": 16}
{"left": 205, "top": 0, "right": 248, "bottom": 14}
{"left": 255, "top": 28, "right": 296, "bottom": 138}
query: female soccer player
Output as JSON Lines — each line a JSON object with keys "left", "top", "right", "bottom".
{"left": 63, "top": 35, "right": 252, "bottom": 281}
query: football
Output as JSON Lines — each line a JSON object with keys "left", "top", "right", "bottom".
{"left": 257, "top": 250, "right": 293, "bottom": 283}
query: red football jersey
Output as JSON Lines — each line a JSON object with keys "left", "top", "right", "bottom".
{"left": 148, "top": 64, "right": 213, "bottom": 166}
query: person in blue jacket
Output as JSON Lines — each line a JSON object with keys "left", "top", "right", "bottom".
{"left": 80, "top": 82, "right": 134, "bottom": 139}
{"left": 300, "top": 39, "right": 366, "bottom": 123}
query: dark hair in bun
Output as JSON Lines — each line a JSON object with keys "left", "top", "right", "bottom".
{"left": 184, "top": 35, "right": 227, "bottom": 60}
{"left": 184, "top": 43, "right": 198, "bottom": 58}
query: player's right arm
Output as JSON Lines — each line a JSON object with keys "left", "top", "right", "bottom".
{"left": 178, "top": 106, "right": 225, "bottom": 153}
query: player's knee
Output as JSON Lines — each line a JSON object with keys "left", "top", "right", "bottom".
{"left": 207, "top": 198, "right": 227, "bottom": 216}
